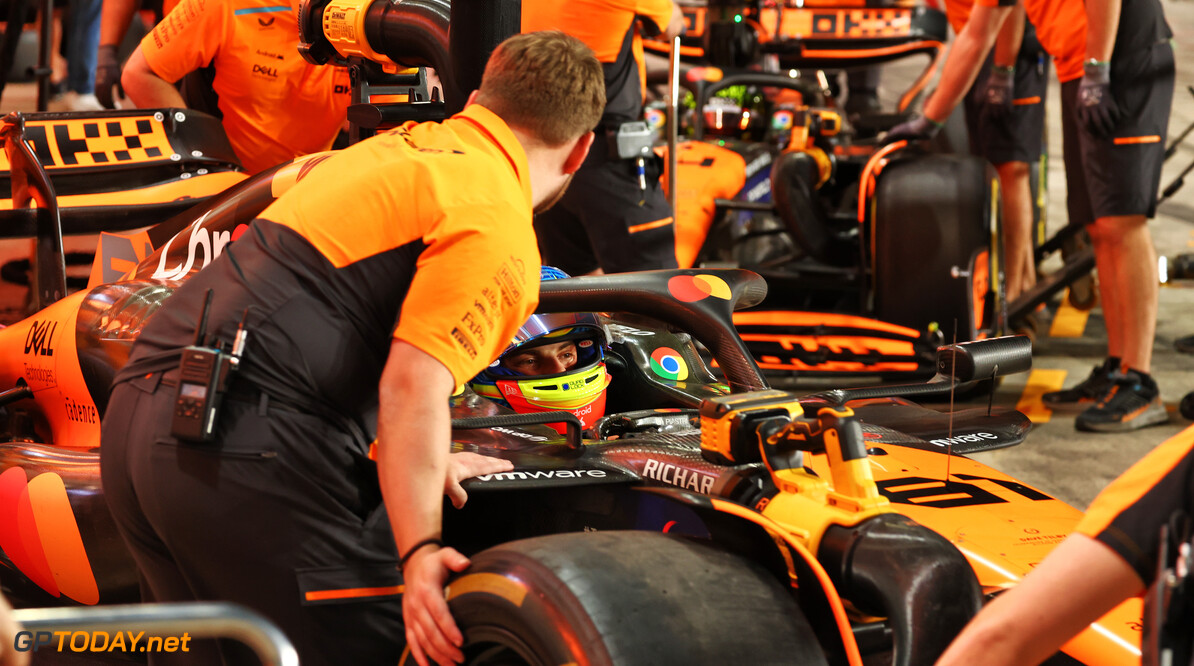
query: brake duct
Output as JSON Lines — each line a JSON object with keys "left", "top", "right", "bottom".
{"left": 819, "top": 514, "right": 983, "bottom": 666}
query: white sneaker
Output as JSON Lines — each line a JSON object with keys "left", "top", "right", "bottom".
{"left": 47, "top": 92, "right": 105, "bottom": 112}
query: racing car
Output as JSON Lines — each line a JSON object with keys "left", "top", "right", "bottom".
{"left": 645, "top": 0, "right": 1005, "bottom": 381}
{"left": 0, "top": 108, "right": 1140, "bottom": 665}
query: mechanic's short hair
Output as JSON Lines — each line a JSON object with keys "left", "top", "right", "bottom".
{"left": 476, "top": 31, "right": 605, "bottom": 147}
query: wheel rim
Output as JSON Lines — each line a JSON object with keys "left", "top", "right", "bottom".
{"left": 462, "top": 626, "right": 550, "bottom": 666}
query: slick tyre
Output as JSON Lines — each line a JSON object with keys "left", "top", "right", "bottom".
{"left": 435, "top": 531, "right": 827, "bottom": 666}
{"left": 873, "top": 154, "right": 1000, "bottom": 340}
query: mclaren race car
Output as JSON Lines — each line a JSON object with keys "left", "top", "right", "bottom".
{"left": 0, "top": 109, "right": 1140, "bottom": 665}
{"left": 645, "top": 0, "right": 1005, "bottom": 380}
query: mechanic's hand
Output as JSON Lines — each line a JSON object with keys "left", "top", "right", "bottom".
{"left": 1077, "top": 60, "right": 1119, "bottom": 137}
{"left": 95, "top": 44, "right": 122, "bottom": 109}
{"left": 444, "top": 452, "right": 512, "bottom": 509}
{"left": 882, "top": 114, "right": 942, "bottom": 145}
{"left": 0, "top": 592, "right": 29, "bottom": 666}
{"left": 982, "top": 65, "right": 1015, "bottom": 122}
{"left": 403, "top": 546, "right": 468, "bottom": 666}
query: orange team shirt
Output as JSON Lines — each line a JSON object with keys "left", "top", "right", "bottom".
{"left": 522, "top": 0, "right": 674, "bottom": 119}
{"left": 974, "top": 0, "right": 1086, "bottom": 82}
{"left": 140, "top": 0, "right": 350, "bottom": 173}
{"left": 260, "top": 105, "right": 542, "bottom": 387}
{"left": 1074, "top": 426, "right": 1194, "bottom": 584}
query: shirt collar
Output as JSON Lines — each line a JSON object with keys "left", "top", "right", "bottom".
{"left": 454, "top": 104, "right": 533, "bottom": 209}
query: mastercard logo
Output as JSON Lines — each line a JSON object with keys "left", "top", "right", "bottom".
{"left": 650, "top": 347, "right": 689, "bottom": 381}
{"left": 668, "top": 274, "right": 732, "bottom": 303}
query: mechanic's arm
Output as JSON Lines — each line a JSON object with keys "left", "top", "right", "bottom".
{"left": 663, "top": 2, "right": 684, "bottom": 40}
{"left": 1084, "top": 0, "right": 1120, "bottom": 63}
{"left": 921, "top": 3, "right": 1015, "bottom": 123}
{"left": 121, "top": 46, "right": 186, "bottom": 109}
{"left": 378, "top": 340, "right": 463, "bottom": 666}
{"left": 96, "top": 0, "right": 141, "bottom": 107}
{"left": 100, "top": 0, "right": 139, "bottom": 50}
{"left": 936, "top": 533, "right": 1144, "bottom": 666}
{"left": 992, "top": 2, "right": 1024, "bottom": 68}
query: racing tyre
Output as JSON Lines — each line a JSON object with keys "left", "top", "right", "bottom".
{"left": 872, "top": 154, "right": 999, "bottom": 340}
{"left": 435, "top": 531, "right": 827, "bottom": 666}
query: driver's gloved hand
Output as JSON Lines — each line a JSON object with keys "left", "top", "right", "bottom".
{"left": 95, "top": 44, "right": 122, "bottom": 109}
{"left": 1077, "top": 60, "right": 1120, "bottom": 137}
{"left": 982, "top": 65, "right": 1015, "bottom": 122}
{"left": 882, "top": 114, "right": 943, "bottom": 145}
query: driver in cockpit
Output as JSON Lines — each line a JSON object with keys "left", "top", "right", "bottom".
{"left": 469, "top": 267, "right": 614, "bottom": 433}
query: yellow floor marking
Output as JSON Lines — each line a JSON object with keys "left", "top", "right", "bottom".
{"left": 1017, "top": 369, "right": 1067, "bottom": 424}
{"left": 1049, "top": 288, "right": 1091, "bottom": 338}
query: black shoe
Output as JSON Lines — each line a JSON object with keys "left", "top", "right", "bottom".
{"left": 1075, "top": 370, "right": 1168, "bottom": 432}
{"left": 1176, "top": 334, "right": 1194, "bottom": 354}
{"left": 1042, "top": 358, "right": 1119, "bottom": 408}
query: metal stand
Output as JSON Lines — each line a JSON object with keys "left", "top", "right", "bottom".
{"left": 12, "top": 602, "right": 299, "bottom": 666}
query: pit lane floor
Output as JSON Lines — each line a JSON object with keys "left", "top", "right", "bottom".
{"left": 1, "top": 3, "right": 1193, "bottom": 515}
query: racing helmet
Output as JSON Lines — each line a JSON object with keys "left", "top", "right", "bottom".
{"left": 470, "top": 268, "right": 612, "bottom": 433}
{"left": 703, "top": 96, "right": 746, "bottom": 137}
{"left": 471, "top": 312, "right": 612, "bottom": 432}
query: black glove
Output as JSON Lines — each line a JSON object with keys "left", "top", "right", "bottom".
{"left": 95, "top": 44, "right": 122, "bottom": 109}
{"left": 1077, "top": 60, "right": 1120, "bottom": 137}
{"left": 982, "top": 65, "right": 1015, "bottom": 122}
{"left": 882, "top": 114, "right": 942, "bottom": 145}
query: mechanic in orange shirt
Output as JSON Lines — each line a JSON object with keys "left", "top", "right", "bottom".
{"left": 100, "top": 31, "right": 603, "bottom": 666}
{"left": 887, "top": 0, "right": 1174, "bottom": 432}
{"left": 120, "top": 0, "right": 350, "bottom": 174}
{"left": 523, "top": 0, "right": 685, "bottom": 275}
{"left": 937, "top": 425, "right": 1194, "bottom": 664}
{"left": 941, "top": 0, "right": 1047, "bottom": 306}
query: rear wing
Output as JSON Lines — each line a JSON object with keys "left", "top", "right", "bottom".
{"left": 0, "top": 109, "right": 245, "bottom": 240}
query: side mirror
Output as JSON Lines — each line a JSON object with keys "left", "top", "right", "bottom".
{"left": 934, "top": 335, "right": 1033, "bottom": 383}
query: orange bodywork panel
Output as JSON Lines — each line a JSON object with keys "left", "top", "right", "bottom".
{"left": 0, "top": 292, "right": 99, "bottom": 449}
{"left": 659, "top": 141, "right": 747, "bottom": 268}
{"left": 805, "top": 445, "right": 1142, "bottom": 665}
{"left": 758, "top": 7, "right": 915, "bottom": 40}
{"left": 734, "top": 310, "right": 921, "bottom": 338}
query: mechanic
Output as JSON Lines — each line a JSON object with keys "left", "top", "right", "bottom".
{"left": 886, "top": 0, "right": 1174, "bottom": 432}
{"left": 522, "top": 0, "right": 685, "bottom": 275}
{"left": 945, "top": 0, "right": 1047, "bottom": 306}
{"left": 119, "top": 0, "right": 351, "bottom": 174}
{"left": 100, "top": 30, "right": 603, "bottom": 666}
{"left": 936, "top": 425, "right": 1194, "bottom": 665}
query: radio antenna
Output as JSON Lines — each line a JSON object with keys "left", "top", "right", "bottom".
{"left": 946, "top": 319, "right": 957, "bottom": 484}
{"left": 193, "top": 289, "right": 214, "bottom": 347}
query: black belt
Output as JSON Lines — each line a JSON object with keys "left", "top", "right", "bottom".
{"left": 154, "top": 368, "right": 370, "bottom": 446}
{"left": 224, "top": 382, "right": 306, "bottom": 417}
